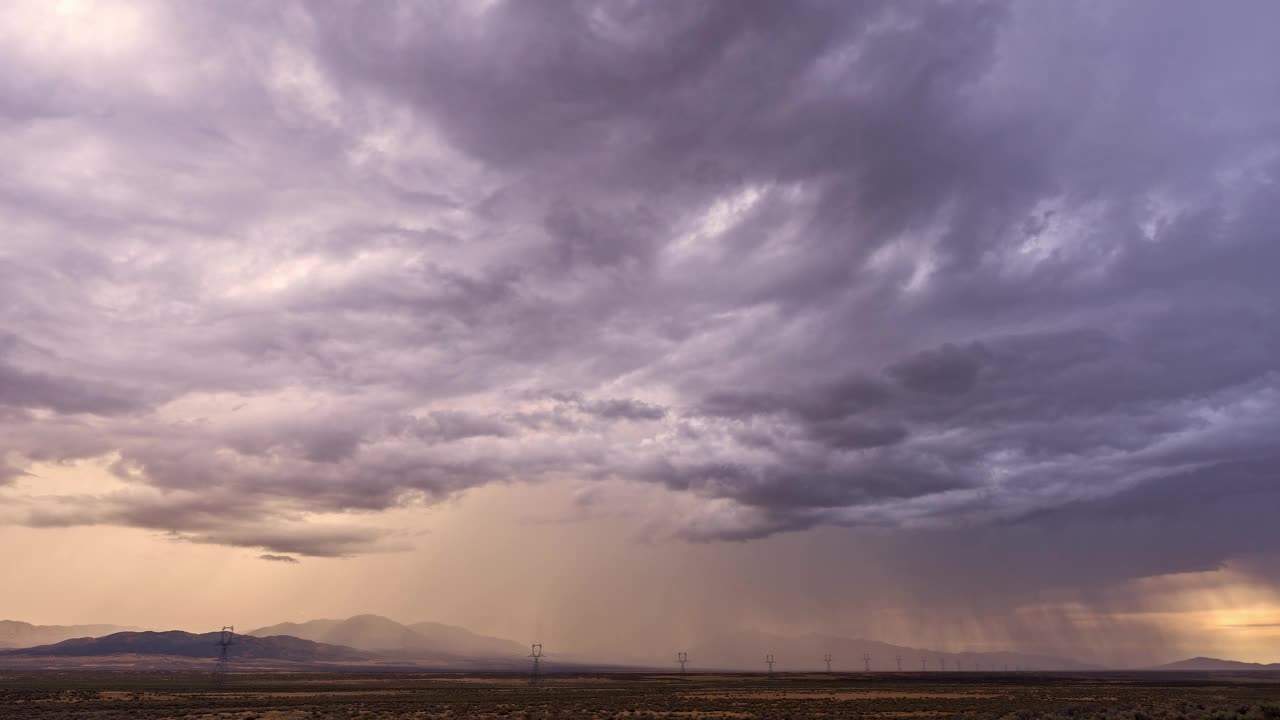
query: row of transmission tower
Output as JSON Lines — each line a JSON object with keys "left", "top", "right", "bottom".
{"left": 733, "top": 652, "right": 1033, "bottom": 675}
{"left": 212, "top": 629, "right": 1031, "bottom": 685}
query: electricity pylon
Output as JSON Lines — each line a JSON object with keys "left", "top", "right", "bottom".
{"left": 529, "top": 643, "right": 544, "bottom": 685}
{"left": 212, "top": 626, "right": 234, "bottom": 687}
{"left": 863, "top": 653, "right": 871, "bottom": 672}
{"left": 824, "top": 654, "right": 832, "bottom": 674}
{"left": 678, "top": 651, "right": 688, "bottom": 674}
{"left": 765, "top": 654, "right": 775, "bottom": 677}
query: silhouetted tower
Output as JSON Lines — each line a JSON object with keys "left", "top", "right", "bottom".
{"left": 528, "top": 643, "right": 544, "bottom": 685}
{"left": 863, "top": 653, "right": 871, "bottom": 672}
{"left": 678, "top": 651, "right": 688, "bottom": 674}
{"left": 824, "top": 654, "right": 832, "bottom": 673}
{"left": 920, "top": 656, "right": 927, "bottom": 671}
{"left": 765, "top": 653, "right": 776, "bottom": 677}
{"left": 896, "top": 656, "right": 903, "bottom": 672}
{"left": 211, "top": 626, "right": 234, "bottom": 687}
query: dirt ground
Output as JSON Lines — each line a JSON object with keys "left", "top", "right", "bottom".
{"left": 3, "top": 669, "right": 1280, "bottom": 719}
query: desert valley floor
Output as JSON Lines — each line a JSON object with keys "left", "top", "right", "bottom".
{"left": 3, "top": 671, "right": 1280, "bottom": 720}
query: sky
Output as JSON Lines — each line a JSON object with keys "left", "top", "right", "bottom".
{"left": 1, "top": 0, "right": 1279, "bottom": 668}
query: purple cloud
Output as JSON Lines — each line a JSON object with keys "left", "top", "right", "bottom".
{"left": 0, "top": 0, "right": 1277, "bottom": 584}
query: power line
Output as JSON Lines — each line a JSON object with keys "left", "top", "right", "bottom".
{"left": 528, "top": 643, "right": 544, "bottom": 685}
{"left": 211, "top": 626, "right": 234, "bottom": 687}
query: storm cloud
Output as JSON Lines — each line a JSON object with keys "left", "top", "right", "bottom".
{"left": 258, "top": 554, "right": 301, "bottom": 564}
{"left": 1, "top": 0, "right": 1278, "bottom": 584}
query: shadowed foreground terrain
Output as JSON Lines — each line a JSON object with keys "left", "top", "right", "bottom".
{"left": 3, "top": 672, "right": 1280, "bottom": 720}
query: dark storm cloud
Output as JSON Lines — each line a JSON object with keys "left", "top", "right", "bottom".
{"left": 179, "top": 526, "right": 393, "bottom": 558}
{"left": 549, "top": 393, "right": 669, "bottom": 421}
{"left": 258, "top": 554, "right": 301, "bottom": 564}
{"left": 0, "top": 346, "right": 140, "bottom": 416}
{"left": 1, "top": 0, "right": 1278, "bottom": 584}
{"left": 700, "top": 374, "right": 893, "bottom": 421}
{"left": 887, "top": 343, "right": 987, "bottom": 396}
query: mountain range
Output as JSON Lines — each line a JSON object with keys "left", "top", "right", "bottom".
{"left": 2, "top": 617, "right": 1276, "bottom": 672}
{"left": 0, "top": 620, "right": 139, "bottom": 649}
{"left": 247, "top": 614, "right": 525, "bottom": 661}
{"left": 688, "top": 629, "right": 1096, "bottom": 672}
{"left": 1147, "top": 657, "right": 1280, "bottom": 672}
{"left": 1, "top": 630, "right": 373, "bottom": 662}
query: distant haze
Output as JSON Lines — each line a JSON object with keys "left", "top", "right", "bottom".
{"left": 1, "top": 0, "right": 1279, "bottom": 669}
{"left": 247, "top": 615, "right": 524, "bottom": 661}
{"left": 0, "top": 616, "right": 1120, "bottom": 671}
{"left": 0, "top": 621, "right": 140, "bottom": 650}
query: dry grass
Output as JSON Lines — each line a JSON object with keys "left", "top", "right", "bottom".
{"left": 2, "top": 669, "right": 1280, "bottom": 719}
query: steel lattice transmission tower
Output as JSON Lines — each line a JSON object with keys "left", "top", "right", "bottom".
{"left": 896, "top": 656, "right": 903, "bottom": 672}
{"left": 528, "top": 643, "right": 544, "bottom": 685}
{"left": 863, "top": 653, "right": 871, "bottom": 672}
{"left": 211, "top": 626, "right": 234, "bottom": 687}
{"left": 765, "top": 653, "right": 775, "bottom": 677}
{"left": 920, "top": 657, "right": 927, "bottom": 672}
{"left": 824, "top": 654, "right": 832, "bottom": 674}
{"left": 677, "top": 652, "right": 688, "bottom": 675}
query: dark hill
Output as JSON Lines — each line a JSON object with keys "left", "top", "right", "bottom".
{"left": 1149, "top": 656, "right": 1280, "bottom": 671}
{"left": 0, "top": 631, "right": 374, "bottom": 662}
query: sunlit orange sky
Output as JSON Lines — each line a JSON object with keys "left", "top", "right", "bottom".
{"left": 2, "top": 0, "right": 1280, "bottom": 668}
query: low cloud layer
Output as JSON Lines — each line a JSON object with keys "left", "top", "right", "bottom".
{"left": 258, "top": 554, "right": 301, "bottom": 564}
{"left": 1, "top": 0, "right": 1278, "bottom": 593}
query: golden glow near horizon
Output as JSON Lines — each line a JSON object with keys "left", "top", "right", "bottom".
{"left": 3, "top": 458, "right": 1278, "bottom": 666}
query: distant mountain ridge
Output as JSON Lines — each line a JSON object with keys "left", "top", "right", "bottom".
{"left": 1149, "top": 656, "right": 1280, "bottom": 671}
{"left": 0, "top": 620, "right": 140, "bottom": 649}
{"left": 248, "top": 614, "right": 525, "bottom": 661}
{"left": 0, "top": 630, "right": 373, "bottom": 662}
{"left": 687, "top": 629, "right": 1098, "bottom": 672}
{"left": 20, "top": 617, "right": 1235, "bottom": 672}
